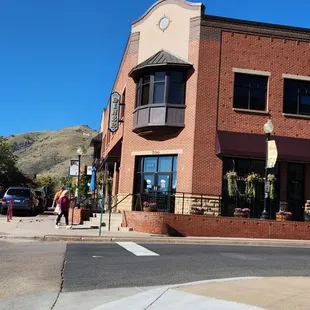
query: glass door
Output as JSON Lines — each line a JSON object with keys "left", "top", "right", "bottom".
{"left": 287, "top": 163, "right": 304, "bottom": 221}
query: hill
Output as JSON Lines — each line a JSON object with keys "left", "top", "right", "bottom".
{"left": 6, "top": 125, "right": 98, "bottom": 177}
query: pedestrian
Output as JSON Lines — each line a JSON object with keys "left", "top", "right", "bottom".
{"left": 55, "top": 190, "right": 71, "bottom": 229}
{"left": 52, "top": 185, "right": 65, "bottom": 210}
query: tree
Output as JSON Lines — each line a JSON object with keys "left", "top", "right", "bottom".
{"left": 33, "top": 175, "right": 58, "bottom": 196}
{"left": 0, "top": 137, "right": 24, "bottom": 188}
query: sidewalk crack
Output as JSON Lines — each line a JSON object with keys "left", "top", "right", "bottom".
{"left": 50, "top": 250, "right": 67, "bottom": 309}
{"left": 144, "top": 288, "right": 170, "bottom": 309}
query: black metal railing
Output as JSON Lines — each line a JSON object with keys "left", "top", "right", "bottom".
{"left": 134, "top": 191, "right": 222, "bottom": 216}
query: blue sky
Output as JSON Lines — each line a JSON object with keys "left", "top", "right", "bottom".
{"left": 0, "top": 0, "right": 309, "bottom": 136}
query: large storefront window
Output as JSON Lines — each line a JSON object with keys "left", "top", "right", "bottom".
{"left": 222, "top": 157, "right": 280, "bottom": 218}
{"left": 134, "top": 155, "right": 177, "bottom": 212}
{"left": 135, "top": 155, "right": 177, "bottom": 194}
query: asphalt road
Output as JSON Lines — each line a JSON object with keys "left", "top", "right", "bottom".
{"left": 63, "top": 243, "right": 310, "bottom": 292}
{"left": 2, "top": 241, "right": 310, "bottom": 309}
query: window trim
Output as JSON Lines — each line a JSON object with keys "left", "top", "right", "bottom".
{"left": 233, "top": 72, "right": 269, "bottom": 112}
{"left": 135, "top": 71, "right": 186, "bottom": 108}
{"left": 233, "top": 68, "right": 271, "bottom": 77}
{"left": 283, "top": 78, "right": 310, "bottom": 116}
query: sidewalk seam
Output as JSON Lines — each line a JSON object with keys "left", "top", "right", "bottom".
{"left": 144, "top": 287, "right": 170, "bottom": 310}
{"left": 50, "top": 248, "right": 67, "bottom": 310}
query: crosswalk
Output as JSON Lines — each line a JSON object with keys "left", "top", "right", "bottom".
{"left": 116, "top": 242, "right": 159, "bottom": 256}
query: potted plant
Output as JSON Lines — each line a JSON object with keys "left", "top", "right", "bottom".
{"left": 234, "top": 208, "right": 251, "bottom": 218}
{"left": 267, "top": 174, "right": 276, "bottom": 200}
{"left": 143, "top": 202, "right": 157, "bottom": 212}
{"left": 226, "top": 171, "right": 239, "bottom": 197}
{"left": 276, "top": 211, "right": 292, "bottom": 221}
{"left": 190, "top": 206, "right": 205, "bottom": 215}
{"left": 245, "top": 173, "right": 259, "bottom": 199}
{"left": 276, "top": 202, "right": 292, "bottom": 221}
{"left": 305, "top": 200, "right": 310, "bottom": 221}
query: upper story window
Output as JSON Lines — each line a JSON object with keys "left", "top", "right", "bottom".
{"left": 283, "top": 79, "right": 310, "bottom": 115}
{"left": 233, "top": 73, "right": 268, "bottom": 111}
{"left": 135, "top": 71, "right": 185, "bottom": 108}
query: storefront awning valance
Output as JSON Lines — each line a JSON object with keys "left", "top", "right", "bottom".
{"left": 216, "top": 130, "right": 310, "bottom": 163}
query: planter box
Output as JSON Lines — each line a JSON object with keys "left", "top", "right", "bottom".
{"left": 276, "top": 214, "right": 291, "bottom": 221}
{"left": 234, "top": 212, "right": 249, "bottom": 218}
{"left": 69, "top": 208, "right": 92, "bottom": 225}
{"left": 143, "top": 206, "right": 157, "bottom": 212}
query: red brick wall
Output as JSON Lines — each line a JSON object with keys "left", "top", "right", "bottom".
{"left": 118, "top": 19, "right": 202, "bottom": 195}
{"left": 123, "top": 211, "right": 310, "bottom": 240}
{"left": 218, "top": 32, "right": 310, "bottom": 138}
{"left": 192, "top": 23, "right": 223, "bottom": 195}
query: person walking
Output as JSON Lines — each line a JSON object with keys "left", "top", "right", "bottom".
{"left": 52, "top": 185, "right": 65, "bottom": 210}
{"left": 55, "top": 190, "right": 71, "bottom": 229}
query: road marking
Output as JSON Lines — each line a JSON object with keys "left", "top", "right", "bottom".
{"left": 116, "top": 242, "right": 159, "bottom": 256}
{"left": 92, "top": 256, "right": 103, "bottom": 258}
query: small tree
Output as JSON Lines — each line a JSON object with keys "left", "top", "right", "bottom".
{"left": 78, "top": 173, "right": 90, "bottom": 199}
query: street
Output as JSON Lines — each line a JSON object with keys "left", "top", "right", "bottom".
{"left": 2, "top": 241, "right": 310, "bottom": 309}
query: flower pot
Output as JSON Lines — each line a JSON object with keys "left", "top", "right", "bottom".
{"left": 276, "top": 214, "right": 291, "bottom": 221}
{"left": 143, "top": 206, "right": 157, "bottom": 212}
{"left": 234, "top": 212, "right": 248, "bottom": 218}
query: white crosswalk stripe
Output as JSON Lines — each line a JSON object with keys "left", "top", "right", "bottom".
{"left": 116, "top": 242, "right": 159, "bottom": 256}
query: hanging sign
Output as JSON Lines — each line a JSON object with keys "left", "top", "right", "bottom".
{"left": 267, "top": 140, "right": 278, "bottom": 168}
{"left": 108, "top": 92, "right": 121, "bottom": 133}
{"left": 69, "top": 160, "right": 79, "bottom": 176}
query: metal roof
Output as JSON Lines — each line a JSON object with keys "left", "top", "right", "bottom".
{"left": 129, "top": 50, "right": 192, "bottom": 77}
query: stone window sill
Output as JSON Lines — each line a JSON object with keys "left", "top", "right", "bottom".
{"left": 283, "top": 113, "right": 310, "bottom": 119}
{"left": 233, "top": 108, "right": 269, "bottom": 115}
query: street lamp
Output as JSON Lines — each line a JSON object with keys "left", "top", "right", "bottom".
{"left": 261, "top": 119, "right": 274, "bottom": 219}
{"left": 76, "top": 147, "right": 84, "bottom": 208}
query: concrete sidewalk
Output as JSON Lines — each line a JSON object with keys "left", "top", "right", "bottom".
{"left": 2, "top": 277, "right": 309, "bottom": 310}
{"left": 3, "top": 213, "right": 310, "bottom": 247}
{"left": 90, "top": 277, "right": 310, "bottom": 310}
{"left": 0, "top": 213, "right": 152, "bottom": 240}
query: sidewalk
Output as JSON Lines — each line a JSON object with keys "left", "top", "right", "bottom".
{"left": 2, "top": 213, "right": 310, "bottom": 247}
{"left": 89, "top": 277, "right": 310, "bottom": 310}
{"left": 0, "top": 213, "right": 152, "bottom": 240}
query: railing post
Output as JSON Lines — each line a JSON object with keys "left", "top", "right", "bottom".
{"left": 201, "top": 194, "right": 203, "bottom": 208}
{"left": 182, "top": 193, "right": 185, "bottom": 214}
{"left": 108, "top": 195, "right": 112, "bottom": 232}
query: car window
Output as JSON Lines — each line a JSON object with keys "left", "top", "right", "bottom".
{"left": 7, "top": 189, "right": 31, "bottom": 196}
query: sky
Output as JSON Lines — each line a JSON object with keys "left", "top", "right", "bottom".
{"left": 0, "top": 0, "right": 309, "bottom": 136}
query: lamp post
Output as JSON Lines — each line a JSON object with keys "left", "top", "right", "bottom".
{"left": 76, "top": 147, "right": 84, "bottom": 208}
{"left": 261, "top": 119, "right": 274, "bottom": 219}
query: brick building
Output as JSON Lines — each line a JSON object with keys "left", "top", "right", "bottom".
{"left": 93, "top": 0, "right": 310, "bottom": 221}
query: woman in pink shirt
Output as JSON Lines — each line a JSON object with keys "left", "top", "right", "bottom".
{"left": 55, "top": 190, "right": 70, "bottom": 228}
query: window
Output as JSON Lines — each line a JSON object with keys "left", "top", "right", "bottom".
{"left": 233, "top": 73, "right": 268, "bottom": 111}
{"left": 135, "top": 155, "right": 178, "bottom": 194}
{"left": 283, "top": 79, "right": 310, "bottom": 115}
{"left": 120, "top": 88, "right": 126, "bottom": 119}
{"left": 135, "top": 71, "right": 185, "bottom": 107}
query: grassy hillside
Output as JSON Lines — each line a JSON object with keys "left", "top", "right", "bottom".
{"left": 7, "top": 125, "right": 97, "bottom": 177}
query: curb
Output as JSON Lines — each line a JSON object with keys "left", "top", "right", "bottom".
{"left": 3, "top": 234, "right": 310, "bottom": 247}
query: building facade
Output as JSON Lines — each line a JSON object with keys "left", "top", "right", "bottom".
{"left": 95, "top": 0, "right": 310, "bottom": 221}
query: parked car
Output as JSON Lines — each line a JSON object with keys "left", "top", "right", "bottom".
{"left": 1, "top": 187, "right": 39, "bottom": 215}
{"left": 35, "top": 190, "right": 47, "bottom": 212}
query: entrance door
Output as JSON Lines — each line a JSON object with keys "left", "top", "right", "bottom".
{"left": 287, "top": 163, "right": 304, "bottom": 221}
{"left": 134, "top": 155, "right": 177, "bottom": 212}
